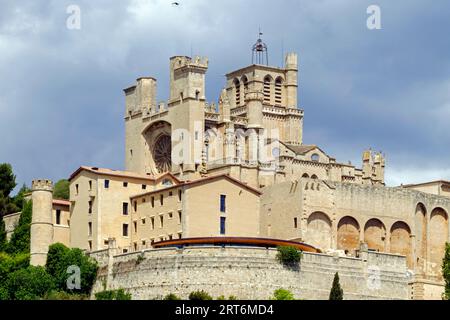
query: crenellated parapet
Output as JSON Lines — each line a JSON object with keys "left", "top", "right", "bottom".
{"left": 32, "top": 179, "right": 53, "bottom": 192}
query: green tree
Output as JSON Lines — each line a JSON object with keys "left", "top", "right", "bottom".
{"left": 12, "top": 184, "right": 30, "bottom": 211}
{"left": 53, "top": 179, "right": 70, "bottom": 200}
{"left": 272, "top": 288, "right": 295, "bottom": 300}
{"left": 0, "top": 218, "right": 7, "bottom": 252}
{"left": 443, "top": 243, "right": 450, "bottom": 300}
{"left": 0, "top": 192, "right": 19, "bottom": 217}
{"left": 329, "top": 272, "right": 344, "bottom": 300}
{"left": 0, "top": 164, "right": 17, "bottom": 198}
{"left": 45, "top": 243, "right": 98, "bottom": 294}
{"left": 7, "top": 200, "right": 32, "bottom": 255}
{"left": 5, "top": 265, "right": 55, "bottom": 300}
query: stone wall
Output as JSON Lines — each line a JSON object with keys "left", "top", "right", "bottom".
{"left": 90, "top": 245, "right": 409, "bottom": 300}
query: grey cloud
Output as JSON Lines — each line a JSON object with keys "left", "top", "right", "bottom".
{"left": 0, "top": 0, "right": 449, "bottom": 193}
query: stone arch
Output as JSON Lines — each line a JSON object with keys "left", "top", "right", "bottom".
{"left": 414, "top": 203, "right": 427, "bottom": 273}
{"left": 429, "top": 207, "right": 448, "bottom": 277}
{"left": 337, "top": 216, "right": 360, "bottom": 254}
{"left": 364, "top": 218, "right": 386, "bottom": 252}
{"left": 305, "top": 212, "right": 332, "bottom": 251}
{"left": 390, "top": 221, "right": 412, "bottom": 268}
{"left": 142, "top": 121, "right": 172, "bottom": 175}
{"left": 311, "top": 174, "right": 318, "bottom": 180}
{"left": 302, "top": 173, "right": 309, "bottom": 178}
{"left": 241, "top": 75, "right": 248, "bottom": 93}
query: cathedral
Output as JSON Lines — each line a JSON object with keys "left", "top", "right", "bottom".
{"left": 4, "top": 37, "right": 450, "bottom": 299}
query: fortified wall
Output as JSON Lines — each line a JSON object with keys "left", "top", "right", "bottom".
{"left": 90, "top": 245, "right": 409, "bottom": 300}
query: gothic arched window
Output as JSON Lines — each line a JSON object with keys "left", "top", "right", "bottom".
{"left": 263, "top": 75, "right": 272, "bottom": 104}
{"left": 234, "top": 78, "right": 240, "bottom": 106}
{"left": 275, "top": 77, "right": 283, "bottom": 106}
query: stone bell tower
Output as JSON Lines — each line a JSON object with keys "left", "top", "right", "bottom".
{"left": 30, "top": 179, "right": 54, "bottom": 266}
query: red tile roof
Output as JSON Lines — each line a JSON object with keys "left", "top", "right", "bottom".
{"left": 130, "top": 174, "right": 262, "bottom": 199}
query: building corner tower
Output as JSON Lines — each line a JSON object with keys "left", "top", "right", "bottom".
{"left": 30, "top": 179, "right": 54, "bottom": 266}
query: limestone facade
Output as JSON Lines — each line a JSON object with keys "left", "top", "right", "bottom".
{"left": 9, "top": 42, "right": 449, "bottom": 299}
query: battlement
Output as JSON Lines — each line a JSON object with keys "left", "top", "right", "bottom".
{"left": 32, "top": 179, "right": 53, "bottom": 192}
{"left": 171, "top": 55, "right": 208, "bottom": 71}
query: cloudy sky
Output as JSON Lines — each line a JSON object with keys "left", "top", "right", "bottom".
{"left": 1, "top": 0, "right": 449, "bottom": 193}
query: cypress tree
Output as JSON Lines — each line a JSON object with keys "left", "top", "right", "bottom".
{"left": 329, "top": 272, "right": 344, "bottom": 300}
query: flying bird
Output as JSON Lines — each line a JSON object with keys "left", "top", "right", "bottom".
{"left": 172, "top": 2, "right": 180, "bottom": 6}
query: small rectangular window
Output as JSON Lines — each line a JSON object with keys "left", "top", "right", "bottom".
{"left": 169, "top": 234, "right": 173, "bottom": 240}
{"left": 178, "top": 189, "right": 182, "bottom": 201}
{"left": 160, "top": 194, "right": 164, "bottom": 206}
{"left": 56, "top": 209, "right": 61, "bottom": 225}
{"left": 75, "top": 184, "right": 79, "bottom": 195}
{"left": 88, "top": 241, "right": 92, "bottom": 251}
{"left": 151, "top": 197, "right": 155, "bottom": 208}
{"left": 169, "top": 191, "right": 173, "bottom": 196}
{"left": 142, "top": 240, "right": 146, "bottom": 246}
{"left": 104, "top": 180, "right": 110, "bottom": 189}
{"left": 142, "top": 218, "right": 146, "bottom": 225}
{"left": 142, "top": 184, "right": 146, "bottom": 190}
{"left": 294, "top": 217, "right": 298, "bottom": 229}
{"left": 88, "top": 180, "right": 92, "bottom": 191}
{"left": 123, "top": 224, "right": 129, "bottom": 237}
{"left": 88, "top": 200, "right": 93, "bottom": 214}
{"left": 220, "top": 195, "right": 226, "bottom": 213}
{"left": 134, "top": 201, "right": 137, "bottom": 212}
{"left": 134, "top": 221, "right": 137, "bottom": 233}
{"left": 160, "top": 215, "right": 164, "bottom": 228}
{"left": 168, "top": 212, "right": 173, "bottom": 219}
{"left": 88, "top": 222, "right": 92, "bottom": 237}
{"left": 123, "top": 182, "right": 128, "bottom": 187}
{"left": 178, "top": 210, "right": 182, "bottom": 224}
{"left": 220, "top": 217, "right": 226, "bottom": 235}
{"left": 123, "top": 202, "right": 129, "bottom": 215}
{"left": 151, "top": 217, "right": 155, "bottom": 230}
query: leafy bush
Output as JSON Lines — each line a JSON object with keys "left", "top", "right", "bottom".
{"left": 276, "top": 246, "right": 302, "bottom": 265}
{"left": 5, "top": 266, "right": 55, "bottom": 300}
{"left": 0, "top": 252, "right": 30, "bottom": 288}
{"left": 164, "top": 293, "right": 181, "bottom": 300}
{"left": 188, "top": 290, "right": 212, "bottom": 300}
{"left": 45, "top": 290, "right": 89, "bottom": 300}
{"left": 443, "top": 243, "right": 450, "bottom": 300}
{"left": 45, "top": 243, "right": 98, "bottom": 294}
{"left": 272, "top": 288, "right": 295, "bottom": 300}
{"left": 95, "top": 288, "right": 131, "bottom": 300}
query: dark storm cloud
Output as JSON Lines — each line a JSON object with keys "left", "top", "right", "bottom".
{"left": 0, "top": 0, "right": 449, "bottom": 192}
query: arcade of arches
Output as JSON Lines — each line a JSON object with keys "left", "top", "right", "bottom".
{"left": 305, "top": 204, "right": 448, "bottom": 273}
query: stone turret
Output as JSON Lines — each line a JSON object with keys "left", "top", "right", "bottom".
{"left": 285, "top": 52, "right": 298, "bottom": 108}
{"left": 373, "top": 152, "right": 385, "bottom": 184}
{"left": 169, "top": 55, "right": 208, "bottom": 104}
{"left": 30, "top": 179, "right": 54, "bottom": 266}
{"left": 245, "top": 84, "right": 264, "bottom": 129}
